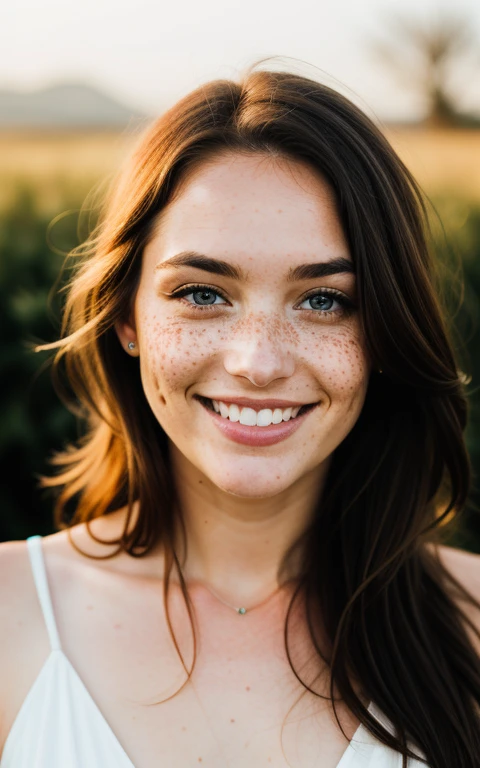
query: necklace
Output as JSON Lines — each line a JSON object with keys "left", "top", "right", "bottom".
{"left": 200, "top": 580, "right": 284, "bottom": 615}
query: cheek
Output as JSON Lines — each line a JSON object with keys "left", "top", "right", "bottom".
{"left": 138, "top": 313, "right": 220, "bottom": 394}
{"left": 299, "top": 325, "right": 369, "bottom": 399}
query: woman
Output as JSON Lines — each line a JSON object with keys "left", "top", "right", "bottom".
{"left": 1, "top": 64, "right": 480, "bottom": 768}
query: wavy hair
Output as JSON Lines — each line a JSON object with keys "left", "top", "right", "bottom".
{"left": 37, "top": 64, "right": 480, "bottom": 767}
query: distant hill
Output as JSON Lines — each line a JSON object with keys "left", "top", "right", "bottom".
{"left": 0, "top": 82, "right": 150, "bottom": 130}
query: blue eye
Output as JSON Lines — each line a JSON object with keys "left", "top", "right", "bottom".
{"left": 297, "top": 290, "right": 353, "bottom": 316}
{"left": 300, "top": 288, "right": 356, "bottom": 319}
{"left": 170, "top": 285, "right": 228, "bottom": 307}
{"left": 188, "top": 288, "right": 225, "bottom": 306}
{"left": 168, "top": 284, "right": 355, "bottom": 319}
{"left": 302, "top": 294, "right": 336, "bottom": 311}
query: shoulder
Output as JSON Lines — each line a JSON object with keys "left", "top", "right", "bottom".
{"left": 0, "top": 539, "right": 42, "bottom": 633}
{"left": 0, "top": 539, "right": 51, "bottom": 744}
{"left": 430, "top": 542, "right": 480, "bottom": 595}
{"left": 0, "top": 537, "right": 51, "bottom": 654}
{"left": 426, "top": 542, "right": 480, "bottom": 652}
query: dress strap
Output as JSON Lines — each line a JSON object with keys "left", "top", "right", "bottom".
{"left": 26, "top": 535, "right": 62, "bottom": 652}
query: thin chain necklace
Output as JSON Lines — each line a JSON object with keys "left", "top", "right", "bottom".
{"left": 199, "top": 580, "right": 284, "bottom": 615}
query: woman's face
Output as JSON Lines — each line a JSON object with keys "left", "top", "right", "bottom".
{"left": 118, "top": 152, "right": 371, "bottom": 498}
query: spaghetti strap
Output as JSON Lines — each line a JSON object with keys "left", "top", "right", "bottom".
{"left": 26, "top": 535, "right": 62, "bottom": 652}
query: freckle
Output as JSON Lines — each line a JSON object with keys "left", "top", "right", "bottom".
{"left": 113, "top": 623, "right": 122, "bottom": 630}
{"left": 86, "top": 605, "right": 93, "bottom": 611}
{"left": 230, "top": 718, "right": 235, "bottom": 723}
{"left": 181, "top": 726, "right": 187, "bottom": 731}
{"left": 198, "top": 758, "right": 202, "bottom": 762}
{"left": 245, "top": 685, "right": 250, "bottom": 691}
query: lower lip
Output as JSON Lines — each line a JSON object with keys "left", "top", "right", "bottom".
{"left": 197, "top": 400, "right": 318, "bottom": 447}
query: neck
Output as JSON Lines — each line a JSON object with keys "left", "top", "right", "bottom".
{"left": 169, "top": 445, "right": 330, "bottom": 607}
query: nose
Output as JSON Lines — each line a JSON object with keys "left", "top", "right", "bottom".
{"left": 222, "top": 316, "right": 296, "bottom": 388}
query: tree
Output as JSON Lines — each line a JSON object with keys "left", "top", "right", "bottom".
{"left": 371, "top": 12, "right": 480, "bottom": 127}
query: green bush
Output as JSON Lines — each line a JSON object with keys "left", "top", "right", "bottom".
{"left": 0, "top": 185, "right": 83, "bottom": 540}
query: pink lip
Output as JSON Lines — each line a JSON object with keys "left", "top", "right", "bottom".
{"left": 197, "top": 399, "right": 318, "bottom": 447}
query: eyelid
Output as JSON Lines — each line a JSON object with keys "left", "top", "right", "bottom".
{"left": 167, "top": 283, "right": 230, "bottom": 305}
{"left": 296, "top": 286, "right": 350, "bottom": 303}
{"left": 167, "top": 282, "right": 356, "bottom": 315}
{"left": 168, "top": 284, "right": 350, "bottom": 300}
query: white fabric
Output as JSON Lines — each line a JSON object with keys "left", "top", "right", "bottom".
{"left": 0, "top": 535, "right": 428, "bottom": 767}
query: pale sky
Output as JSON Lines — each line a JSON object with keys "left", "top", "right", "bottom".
{"left": 1, "top": 0, "right": 479, "bottom": 122}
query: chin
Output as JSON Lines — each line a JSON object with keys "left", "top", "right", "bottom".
{"left": 205, "top": 464, "right": 297, "bottom": 499}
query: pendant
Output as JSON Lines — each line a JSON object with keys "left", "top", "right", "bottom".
{"left": 237, "top": 607, "right": 247, "bottom": 615}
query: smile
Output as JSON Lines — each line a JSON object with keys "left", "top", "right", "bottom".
{"left": 195, "top": 396, "right": 319, "bottom": 447}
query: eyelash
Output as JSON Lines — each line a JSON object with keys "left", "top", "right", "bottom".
{"left": 167, "top": 283, "right": 356, "bottom": 319}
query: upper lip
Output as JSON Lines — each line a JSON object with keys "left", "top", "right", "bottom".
{"left": 196, "top": 395, "right": 318, "bottom": 410}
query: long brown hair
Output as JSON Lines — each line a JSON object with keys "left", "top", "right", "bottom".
{"left": 37, "top": 63, "right": 480, "bottom": 766}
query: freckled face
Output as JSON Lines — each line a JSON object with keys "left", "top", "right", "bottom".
{"left": 125, "top": 152, "right": 371, "bottom": 497}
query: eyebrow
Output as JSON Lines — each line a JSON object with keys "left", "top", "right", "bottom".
{"left": 154, "top": 250, "right": 355, "bottom": 281}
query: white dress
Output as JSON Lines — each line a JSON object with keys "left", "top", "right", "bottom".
{"left": 0, "top": 535, "right": 428, "bottom": 767}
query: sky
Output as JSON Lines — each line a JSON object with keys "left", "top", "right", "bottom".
{"left": 1, "top": 0, "right": 480, "bottom": 122}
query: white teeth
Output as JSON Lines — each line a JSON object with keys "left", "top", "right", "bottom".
{"left": 239, "top": 407, "right": 257, "bottom": 426}
{"left": 210, "top": 400, "right": 305, "bottom": 426}
{"left": 219, "top": 402, "right": 230, "bottom": 419}
{"left": 272, "top": 408, "right": 283, "bottom": 424}
{"left": 257, "top": 409, "right": 273, "bottom": 427}
{"left": 228, "top": 403, "right": 240, "bottom": 422}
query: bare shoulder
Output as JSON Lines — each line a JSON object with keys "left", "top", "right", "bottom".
{"left": 425, "top": 541, "right": 480, "bottom": 654}
{"left": 432, "top": 542, "right": 480, "bottom": 599}
{"left": 0, "top": 538, "right": 43, "bottom": 640}
{"left": 0, "top": 539, "right": 51, "bottom": 741}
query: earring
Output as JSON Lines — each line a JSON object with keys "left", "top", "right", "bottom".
{"left": 128, "top": 341, "right": 136, "bottom": 351}
{"left": 378, "top": 368, "right": 383, "bottom": 374}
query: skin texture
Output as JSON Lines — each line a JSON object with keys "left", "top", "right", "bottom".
{"left": 116, "top": 151, "right": 371, "bottom": 603}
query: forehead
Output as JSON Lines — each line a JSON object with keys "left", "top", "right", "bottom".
{"left": 144, "top": 152, "right": 350, "bottom": 271}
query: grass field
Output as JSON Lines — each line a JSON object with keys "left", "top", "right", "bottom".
{"left": 1, "top": 126, "right": 479, "bottom": 212}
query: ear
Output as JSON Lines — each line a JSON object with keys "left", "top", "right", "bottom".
{"left": 114, "top": 313, "right": 139, "bottom": 357}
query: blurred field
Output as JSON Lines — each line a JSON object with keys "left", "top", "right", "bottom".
{"left": 384, "top": 128, "right": 480, "bottom": 202}
{"left": 0, "top": 129, "right": 138, "bottom": 212}
{"left": 0, "top": 127, "right": 479, "bottom": 213}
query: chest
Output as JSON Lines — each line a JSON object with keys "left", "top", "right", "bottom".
{"left": 49, "top": 571, "right": 362, "bottom": 768}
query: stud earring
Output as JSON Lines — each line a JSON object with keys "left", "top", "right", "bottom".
{"left": 378, "top": 368, "right": 383, "bottom": 374}
{"left": 128, "top": 341, "right": 136, "bottom": 351}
